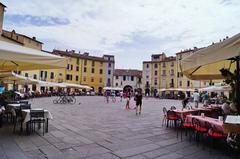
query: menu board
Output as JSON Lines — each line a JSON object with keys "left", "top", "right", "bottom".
{"left": 225, "top": 115, "right": 240, "bottom": 124}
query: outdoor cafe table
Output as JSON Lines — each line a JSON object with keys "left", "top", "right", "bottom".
{"left": 174, "top": 109, "right": 200, "bottom": 121}
{"left": 21, "top": 109, "right": 53, "bottom": 133}
{"left": 185, "top": 115, "right": 224, "bottom": 132}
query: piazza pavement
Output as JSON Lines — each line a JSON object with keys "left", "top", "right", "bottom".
{"left": 0, "top": 96, "right": 236, "bottom": 159}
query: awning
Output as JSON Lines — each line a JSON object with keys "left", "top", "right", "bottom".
{"left": 103, "top": 87, "right": 123, "bottom": 91}
{"left": 0, "top": 40, "right": 67, "bottom": 71}
{"left": 0, "top": 72, "right": 38, "bottom": 84}
{"left": 181, "top": 33, "right": 240, "bottom": 80}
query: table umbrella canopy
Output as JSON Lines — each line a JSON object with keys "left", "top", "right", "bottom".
{"left": 0, "top": 71, "right": 38, "bottom": 84}
{"left": 181, "top": 33, "right": 240, "bottom": 80}
{"left": 103, "top": 87, "right": 123, "bottom": 91}
{"left": 38, "top": 81, "right": 66, "bottom": 88}
{"left": 0, "top": 40, "right": 67, "bottom": 71}
{"left": 61, "top": 83, "right": 91, "bottom": 89}
{"left": 199, "top": 85, "right": 231, "bottom": 92}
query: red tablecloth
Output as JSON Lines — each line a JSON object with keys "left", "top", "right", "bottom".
{"left": 174, "top": 109, "right": 199, "bottom": 120}
{"left": 185, "top": 115, "right": 224, "bottom": 132}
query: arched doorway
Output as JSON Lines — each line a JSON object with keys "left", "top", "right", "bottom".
{"left": 123, "top": 85, "right": 133, "bottom": 93}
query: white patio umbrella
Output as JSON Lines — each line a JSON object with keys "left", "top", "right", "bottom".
{"left": 0, "top": 40, "right": 67, "bottom": 71}
{"left": 0, "top": 71, "right": 38, "bottom": 85}
{"left": 103, "top": 87, "right": 123, "bottom": 91}
{"left": 181, "top": 33, "right": 240, "bottom": 80}
{"left": 199, "top": 85, "right": 231, "bottom": 92}
{"left": 61, "top": 83, "right": 91, "bottom": 89}
{"left": 181, "top": 33, "right": 240, "bottom": 113}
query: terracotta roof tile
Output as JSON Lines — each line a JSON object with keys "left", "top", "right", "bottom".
{"left": 114, "top": 69, "right": 142, "bottom": 78}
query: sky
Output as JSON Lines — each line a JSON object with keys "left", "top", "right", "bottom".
{"left": 2, "top": 0, "right": 240, "bottom": 69}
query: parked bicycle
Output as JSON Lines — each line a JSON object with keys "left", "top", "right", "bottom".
{"left": 53, "top": 95, "right": 76, "bottom": 104}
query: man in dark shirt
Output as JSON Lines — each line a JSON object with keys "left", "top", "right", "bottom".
{"left": 135, "top": 89, "right": 143, "bottom": 115}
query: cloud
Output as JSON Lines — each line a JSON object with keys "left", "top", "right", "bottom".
{"left": 5, "top": 14, "right": 70, "bottom": 26}
{"left": 1, "top": 0, "right": 240, "bottom": 69}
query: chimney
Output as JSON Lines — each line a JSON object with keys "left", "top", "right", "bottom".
{"left": 83, "top": 52, "right": 89, "bottom": 56}
{"left": 32, "top": 36, "right": 36, "bottom": 40}
{"left": 66, "top": 49, "right": 68, "bottom": 52}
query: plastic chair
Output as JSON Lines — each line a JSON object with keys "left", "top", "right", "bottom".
{"left": 162, "top": 107, "right": 167, "bottom": 126}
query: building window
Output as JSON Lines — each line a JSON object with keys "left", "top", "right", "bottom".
{"left": 187, "top": 81, "right": 190, "bottom": 87}
{"left": 100, "top": 62, "right": 103, "bottom": 66}
{"left": 33, "top": 74, "right": 37, "bottom": 79}
{"left": 170, "top": 79, "right": 174, "bottom": 87}
{"left": 76, "top": 58, "right": 80, "bottom": 65}
{"left": 154, "top": 71, "right": 158, "bottom": 76}
{"left": 154, "top": 78, "right": 157, "bottom": 85}
{"left": 116, "top": 83, "right": 118, "bottom": 86}
{"left": 131, "top": 76, "right": 134, "bottom": 81}
{"left": 154, "top": 63, "right": 158, "bottom": 68}
{"left": 92, "top": 68, "right": 95, "bottom": 73}
{"left": 84, "top": 59, "right": 87, "bottom": 66}
{"left": 76, "top": 66, "right": 79, "bottom": 71}
{"left": 91, "top": 77, "right": 94, "bottom": 82}
{"left": 76, "top": 75, "right": 79, "bottom": 81}
{"left": 179, "top": 81, "right": 182, "bottom": 87}
{"left": 146, "top": 64, "right": 149, "bottom": 68}
{"left": 16, "top": 36, "right": 18, "bottom": 40}
{"left": 116, "top": 76, "right": 119, "bottom": 79}
{"left": 146, "top": 75, "right": 149, "bottom": 79}
{"left": 83, "top": 76, "right": 86, "bottom": 82}
{"left": 99, "top": 78, "right": 102, "bottom": 83}
{"left": 171, "top": 62, "right": 174, "bottom": 67}
{"left": 171, "top": 69, "right": 174, "bottom": 75}
{"left": 40, "top": 71, "right": 44, "bottom": 78}
{"left": 99, "top": 69, "right": 103, "bottom": 74}
{"left": 123, "top": 76, "right": 126, "bottom": 81}
{"left": 66, "top": 74, "right": 72, "bottom": 80}
{"left": 25, "top": 73, "right": 28, "bottom": 77}
{"left": 107, "top": 78, "right": 111, "bottom": 86}
{"left": 44, "top": 71, "right": 47, "bottom": 78}
{"left": 50, "top": 72, "right": 54, "bottom": 79}
{"left": 108, "top": 70, "right": 111, "bottom": 75}
{"left": 108, "top": 63, "right": 111, "bottom": 67}
{"left": 162, "top": 70, "right": 166, "bottom": 76}
{"left": 84, "top": 67, "right": 87, "bottom": 73}
{"left": 92, "top": 61, "right": 95, "bottom": 67}
{"left": 59, "top": 73, "right": 62, "bottom": 76}
{"left": 162, "top": 62, "right": 166, "bottom": 67}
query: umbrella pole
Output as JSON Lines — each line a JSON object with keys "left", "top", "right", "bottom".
{"left": 236, "top": 58, "right": 240, "bottom": 114}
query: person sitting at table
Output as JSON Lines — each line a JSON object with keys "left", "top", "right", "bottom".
{"left": 221, "top": 101, "right": 231, "bottom": 115}
{"left": 182, "top": 97, "right": 190, "bottom": 109}
{"left": 229, "top": 101, "right": 238, "bottom": 114}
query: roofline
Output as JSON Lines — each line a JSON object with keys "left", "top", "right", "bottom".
{"left": 2, "top": 29, "right": 43, "bottom": 44}
{"left": 1, "top": 34, "right": 24, "bottom": 45}
{"left": 0, "top": 3, "right": 6, "bottom": 8}
{"left": 52, "top": 50, "right": 109, "bottom": 62}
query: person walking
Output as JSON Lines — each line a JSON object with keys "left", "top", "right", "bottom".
{"left": 202, "top": 92, "right": 209, "bottom": 106}
{"left": 192, "top": 89, "right": 200, "bottom": 108}
{"left": 135, "top": 89, "right": 143, "bottom": 115}
{"left": 125, "top": 91, "right": 131, "bottom": 110}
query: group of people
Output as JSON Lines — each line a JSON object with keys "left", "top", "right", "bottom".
{"left": 104, "top": 89, "right": 143, "bottom": 115}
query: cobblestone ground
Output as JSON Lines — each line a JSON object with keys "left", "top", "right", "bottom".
{"left": 0, "top": 96, "right": 236, "bottom": 159}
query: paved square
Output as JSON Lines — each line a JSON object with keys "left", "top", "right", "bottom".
{"left": 0, "top": 96, "right": 235, "bottom": 159}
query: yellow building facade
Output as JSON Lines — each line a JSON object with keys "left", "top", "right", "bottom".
{"left": 142, "top": 53, "right": 177, "bottom": 96}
